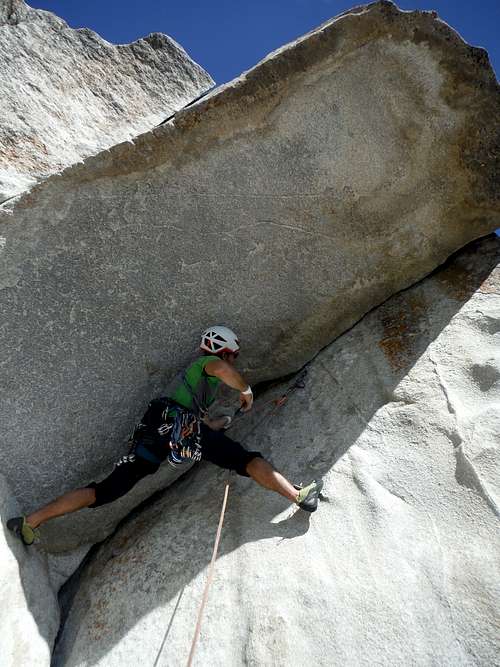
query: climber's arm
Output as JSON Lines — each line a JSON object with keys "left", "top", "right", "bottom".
{"left": 204, "top": 359, "right": 253, "bottom": 411}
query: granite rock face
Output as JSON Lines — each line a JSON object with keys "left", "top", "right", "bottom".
{"left": 0, "top": 473, "right": 60, "bottom": 667}
{"left": 53, "top": 235, "right": 500, "bottom": 666}
{"left": 0, "top": 0, "right": 213, "bottom": 201}
{"left": 1, "top": 1, "right": 499, "bottom": 551}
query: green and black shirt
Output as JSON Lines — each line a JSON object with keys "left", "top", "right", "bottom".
{"left": 167, "top": 355, "right": 222, "bottom": 416}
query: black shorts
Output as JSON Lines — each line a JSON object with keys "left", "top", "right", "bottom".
{"left": 86, "top": 453, "right": 159, "bottom": 508}
{"left": 86, "top": 425, "right": 262, "bottom": 508}
{"left": 199, "top": 423, "right": 263, "bottom": 477}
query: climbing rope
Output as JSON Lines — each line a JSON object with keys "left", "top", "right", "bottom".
{"left": 153, "top": 364, "right": 309, "bottom": 667}
{"left": 186, "top": 475, "right": 230, "bottom": 667}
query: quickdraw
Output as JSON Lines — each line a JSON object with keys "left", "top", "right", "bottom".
{"left": 228, "top": 366, "right": 308, "bottom": 443}
{"left": 270, "top": 367, "right": 308, "bottom": 408}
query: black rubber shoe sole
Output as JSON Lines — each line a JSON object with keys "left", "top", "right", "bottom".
{"left": 297, "top": 479, "right": 324, "bottom": 513}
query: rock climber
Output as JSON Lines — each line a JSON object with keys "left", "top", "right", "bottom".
{"left": 7, "top": 325, "right": 323, "bottom": 546}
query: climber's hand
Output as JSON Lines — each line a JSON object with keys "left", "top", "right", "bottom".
{"left": 239, "top": 390, "right": 253, "bottom": 412}
{"left": 203, "top": 415, "right": 232, "bottom": 431}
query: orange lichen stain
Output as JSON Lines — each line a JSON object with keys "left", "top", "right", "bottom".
{"left": 90, "top": 599, "right": 111, "bottom": 642}
{"left": 478, "top": 266, "right": 500, "bottom": 295}
{"left": 435, "top": 263, "right": 473, "bottom": 301}
{"left": 435, "top": 247, "right": 500, "bottom": 301}
{"left": 378, "top": 296, "right": 427, "bottom": 372}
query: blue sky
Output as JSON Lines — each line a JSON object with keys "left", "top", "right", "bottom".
{"left": 33, "top": 1, "right": 499, "bottom": 85}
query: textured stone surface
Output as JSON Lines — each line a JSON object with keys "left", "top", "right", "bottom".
{"left": 40, "top": 459, "right": 194, "bottom": 553}
{"left": 0, "top": 473, "right": 59, "bottom": 667}
{"left": 53, "top": 235, "right": 500, "bottom": 666}
{"left": 0, "top": 0, "right": 213, "bottom": 201}
{"left": 1, "top": 1, "right": 499, "bottom": 552}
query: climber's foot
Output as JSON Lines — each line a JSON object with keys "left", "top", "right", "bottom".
{"left": 295, "top": 479, "right": 323, "bottom": 513}
{"left": 6, "top": 516, "right": 38, "bottom": 546}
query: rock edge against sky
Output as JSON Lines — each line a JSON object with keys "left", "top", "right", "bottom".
{"left": 0, "top": 0, "right": 213, "bottom": 201}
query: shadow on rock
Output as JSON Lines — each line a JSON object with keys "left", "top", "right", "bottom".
{"left": 49, "top": 235, "right": 500, "bottom": 665}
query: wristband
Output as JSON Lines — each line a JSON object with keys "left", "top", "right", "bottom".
{"left": 241, "top": 386, "right": 253, "bottom": 396}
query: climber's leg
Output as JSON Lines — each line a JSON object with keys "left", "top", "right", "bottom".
{"left": 7, "top": 452, "right": 160, "bottom": 546}
{"left": 199, "top": 423, "right": 322, "bottom": 509}
{"left": 245, "top": 457, "right": 298, "bottom": 502}
{"left": 26, "top": 487, "right": 96, "bottom": 529}
{"left": 200, "top": 424, "right": 323, "bottom": 511}
{"left": 7, "top": 486, "right": 96, "bottom": 546}
{"left": 84, "top": 453, "right": 159, "bottom": 509}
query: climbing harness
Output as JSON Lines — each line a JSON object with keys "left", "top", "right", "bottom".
{"left": 153, "top": 364, "right": 309, "bottom": 667}
{"left": 129, "top": 398, "right": 203, "bottom": 465}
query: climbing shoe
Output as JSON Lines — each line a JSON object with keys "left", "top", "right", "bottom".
{"left": 6, "top": 516, "right": 38, "bottom": 546}
{"left": 296, "top": 479, "right": 323, "bottom": 513}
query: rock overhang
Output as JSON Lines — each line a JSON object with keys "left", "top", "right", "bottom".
{"left": 0, "top": 0, "right": 499, "bottom": 547}
{"left": 12, "top": 1, "right": 498, "bottom": 188}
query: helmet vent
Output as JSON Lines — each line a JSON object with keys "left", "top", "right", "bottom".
{"left": 200, "top": 325, "right": 240, "bottom": 355}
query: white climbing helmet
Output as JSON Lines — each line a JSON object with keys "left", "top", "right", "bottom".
{"left": 200, "top": 325, "right": 240, "bottom": 356}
